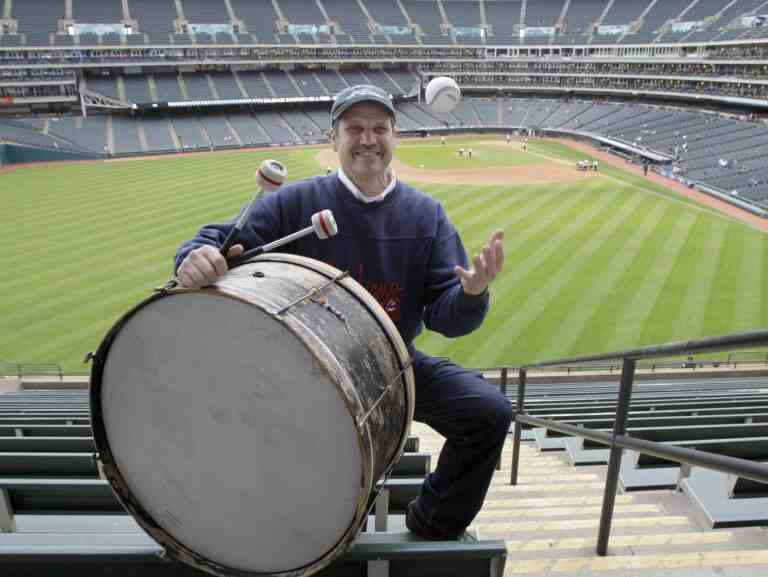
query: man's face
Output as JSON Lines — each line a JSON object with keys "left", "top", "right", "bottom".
{"left": 332, "top": 102, "right": 396, "bottom": 184}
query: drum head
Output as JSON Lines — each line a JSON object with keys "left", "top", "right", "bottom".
{"left": 99, "top": 292, "right": 363, "bottom": 574}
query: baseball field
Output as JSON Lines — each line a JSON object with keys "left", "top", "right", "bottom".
{"left": 2, "top": 136, "right": 766, "bottom": 372}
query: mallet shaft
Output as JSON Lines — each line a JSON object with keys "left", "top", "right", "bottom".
{"left": 219, "top": 189, "right": 263, "bottom": 256}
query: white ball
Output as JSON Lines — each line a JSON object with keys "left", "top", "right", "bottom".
{"left": 425, "top": 77, "right": 461, "bottom": 114}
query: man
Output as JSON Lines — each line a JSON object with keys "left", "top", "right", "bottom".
{"left": 174, "top": 85, "right": 512, "bottom": 540}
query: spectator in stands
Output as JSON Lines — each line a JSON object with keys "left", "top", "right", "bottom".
{"left": 174, "top": 85, "right": 512, "bottom": 541}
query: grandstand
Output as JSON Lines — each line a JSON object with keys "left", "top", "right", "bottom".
{"left": 0, "top": 0, "right": 767, "bottom": 214}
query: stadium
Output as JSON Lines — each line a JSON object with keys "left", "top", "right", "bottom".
{"left": 1, "top": 0, "right": 768, "bottom": 575}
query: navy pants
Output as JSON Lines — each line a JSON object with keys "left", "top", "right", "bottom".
{"left": 411, "top": 351, "right": 514, "bottom": 534}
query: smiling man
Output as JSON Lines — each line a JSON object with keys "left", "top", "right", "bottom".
{"left": 174, "top": 85, "right": 512, "bottom": 540}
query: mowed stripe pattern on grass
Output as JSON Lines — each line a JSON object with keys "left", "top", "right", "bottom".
{"left": 0, "top": 149, "right": 322, "bottom": 369}
{"left": 1, "top": 141, "right": 766, "bottom": 370}
{"left": 415, "top": 159, "right": 768, "bottom": 366}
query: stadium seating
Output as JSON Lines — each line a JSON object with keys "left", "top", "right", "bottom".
{"left": 266, "top": 70, "right": 302, "bottom": 97}
{"left": 358, "top": 69, "right": 402, "bottom": 96}
{"left": 364, "top": 0, "right": 410, "bottom": 29}
{"left": 199, "top": 115, "right": 238, "bottom": 148}
{"left": 74, "top": 0, "right": 123, "bottom": 23}
{"left": 181, "top": 0, "right": 229, "bottom": 25}
{"left": 0, "top": 388, "right": 509, "bottom": 577}
{"left": 228, "top": 0, "right": 278, "bottom": 42}
{"left": 524, "top": 0, "right": 563, "bottom": 29}
{"left": 484, "top": 1, "right": 521, "bottom": 43}
{"left": 313, "top": 69, "right": 349, "bottom": 95}
{"left": 681, "top": 466, "right": 768, "bottom": 527}
{"left": 208, "top": 72, "right": 244, "bottom": 100}
{"left": 123, "top": 76, "right": 152, "bottom": 104}
{"left": 112, "top": 116, "right": 146, "bottom": 155}
{"left": 473, "top": 101, "right": 498, "bottom": 126}
{"left": 256, "top": 111, "right": 301, "bottom": 144}
{"left": 382, "top": 69, "right": 419, "bottom": 93}
{"left": 0, "top": 0, "right": 759, "bottom": 48}
{"left": 141, "top": 117, "right": 176, "bottom": 152}
{"left": 322, "top": 0, "right": 373, "bottom": 44}
{"left": 450, "top": 100, "right": 482, "bottom": 126}
{"left": 226, "top": 112, "right": 272, "bottom": 146}
{"left": 620, "top": 0, "right": 692, "bottom": 44}
{"left": 171, "top": 116, "right": 210, "bottom": 149}
{"left": 237, "top": 71, "right": 273, "bottom": 99}
{"left": 401, "top": 0, "right": 445, "bottom": 40}
{"left": 130, "top": 0, "right": 179, "bottom": 37}
{"left": 181, "top": 73, "right": 214, "bottom": 100}
{"left": 280, "top": 110, "right": 325, "bottom": 141}
{"left": 47, "top": 116, "right": 108, "bottom": 153}
{"left": 290, "top": 70, "right": 329, "bottom": 97}
{"left": 84, "top": 76, "right": 120, "bottom": 100}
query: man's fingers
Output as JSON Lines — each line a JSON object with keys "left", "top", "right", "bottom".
{"left": 454, "top": 265, "right": 471, "bottom": 280}
{"left": 494, "top": 239, "right": 504, "bottom": 273}
{"left": 473, "top": 254, "right": 484, "bottom": 269}
{"left": 179, "top": 245, "right": 231, "bottom": 288}
{"left": 227, "top": 244, "right": 244, "bottom": 258}
{"left": 188, "top": 258, "right": 216, "bottom": 287}
{"left": 483, "top": 243, "right": 495, "bottom": 279}
{"left": 190, "top": 249, "right": 222, "bottom": 280}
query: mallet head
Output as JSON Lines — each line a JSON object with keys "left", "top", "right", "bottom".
{"left": 311, "top": 209, "right": 338, "bottom": 240}
{"left": 255, "top": 159, "right": 288, "bottom": 193}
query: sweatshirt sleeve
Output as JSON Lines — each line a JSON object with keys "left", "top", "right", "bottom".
{"left": 422, "top": 205, "right": 489, "bottom": 338}
{"left": 173, "top": 194, "right": 283, "bottom": 274}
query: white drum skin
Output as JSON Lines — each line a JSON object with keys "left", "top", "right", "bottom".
{"left": 90, "top": 254, "right": 414, "bottom": 577}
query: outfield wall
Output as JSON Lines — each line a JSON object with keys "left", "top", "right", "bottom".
{"left": 0, "top": 143, "right": 102, "bottom": 164}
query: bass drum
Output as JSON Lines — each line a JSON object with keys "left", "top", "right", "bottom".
{"left": 90, "top": 253, "right": 415, "bottom": 577}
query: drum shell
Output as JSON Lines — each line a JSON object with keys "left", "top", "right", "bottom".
{"left": 90, "top": 254, "right": 415, "bottom": 577}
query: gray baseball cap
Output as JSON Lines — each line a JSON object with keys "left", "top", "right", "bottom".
{"left": 330, "top": 85, "right": 396, "bottom": 125}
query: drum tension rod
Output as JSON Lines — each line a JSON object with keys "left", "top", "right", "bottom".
{"left": 356, "top": 357, "right": 414, "bottom": 429}
{"left": 275, "top": 271, "right": 350, "bottom": 316}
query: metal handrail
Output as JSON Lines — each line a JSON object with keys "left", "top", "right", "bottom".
{"left": 521, "top": 329, "right": 768, "bottom": 368}
{"left": 509, "top": 328, "right": 768, "bottom": 557}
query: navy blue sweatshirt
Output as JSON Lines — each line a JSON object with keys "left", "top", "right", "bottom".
{"left": 175, "top": 175, "right": 489, "bottom": 349}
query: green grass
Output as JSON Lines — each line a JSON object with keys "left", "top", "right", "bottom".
{"left": 1, "top": 140, "right": 766, "bottom": 371}
{"left": 395, "top": 138, "right": 537, "bottom": 169}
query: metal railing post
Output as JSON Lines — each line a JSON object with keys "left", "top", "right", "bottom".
{"left": 497, "top": 367, "right": 509, "bottom": 471}
{"left": 510, "top": 368, "right": 527, "bottom": 485}
{"left": 596, "top": 357, "right": 635, "bottom": 556}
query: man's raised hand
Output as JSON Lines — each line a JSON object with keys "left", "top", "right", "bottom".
{"left": 455, "top": 229, "right": 504, "bottom": 296}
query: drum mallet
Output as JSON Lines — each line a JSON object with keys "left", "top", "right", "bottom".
{"left": 219, "top": 159, "right": 288, "bottom": 257}
{"left": 230, "top": 209, "right": 338, "bottom": 267}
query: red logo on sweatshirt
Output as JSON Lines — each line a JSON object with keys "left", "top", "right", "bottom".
{"left": 326, "top": 261, "right": 403, "bottom": 322}
{"left": 365, "top": 281, "right": 403, "bottom": 322}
